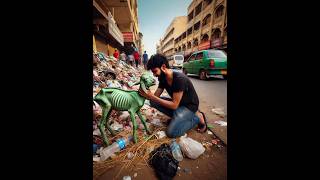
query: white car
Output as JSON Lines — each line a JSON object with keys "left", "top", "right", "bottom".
{"left": 171, "top": 55, "right": 184, "bottom": 69}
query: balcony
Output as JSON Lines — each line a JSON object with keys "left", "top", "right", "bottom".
{"left": 202, "top": 3, "right": 212, "bottom": 16}
{"left": 214, "top": 16, "right": 223, "bottom": 23}
{"left": 106, "top": 15, "right": 124, "bottom": 46}
{"left": 216, "top": 0, "right": 224, "bottom": 6}
{"left": 212, "top": 19, "right": 223, "bottom": 29}
{"left": 187, "top": 21, "right": 194, "bottom": 30}
{"left": 194, "top": 14, "right": 202, "bottom": 25}
{"left": 193, "top": 30, "right": 200, "bottom": 38}
{"left": 201, "top": 24, "right": 210, "bottom": 35}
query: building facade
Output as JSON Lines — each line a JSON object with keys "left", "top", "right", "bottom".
{"left": 159, "top": 16, "right": 188, "bottom": 58}
{"left": 93, "top": 0, "right": 142, "bottom": 56}
{"left": 174, "top": 0, "right": 227, "bottom": 58}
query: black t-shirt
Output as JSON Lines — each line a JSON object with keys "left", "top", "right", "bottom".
{"left": 158, "top": 71, "right": 199, "bottom": 112}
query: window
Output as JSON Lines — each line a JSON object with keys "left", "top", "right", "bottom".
{"left": 175, "top": 56, "right": 183, "bottom": 60}
{"left": 215, "top": 5, "right": 224, "bottom": 18}
{"left": 195, "top": 2, "right": 202, "bottom": 16}
{"left": 205, "top": 0, "right": 213, "bottom": 5}
{"left": 188, "top": 11, "right": 194, "bottom": 21}
{"left": 194, "top": 21, "right": 201, "bottom": 31}
{"left": 201, "top": 34, "right": 209, "bottom": 43}
{"left": 212, "top": 28, "right": 221, "bottom": 39}
{"left": 202, "top": 14, "right": 211, "bottom": 26}
{"left": 188, "top": 54, "right": 196, "bottom": 61}
{"left": 187, "top": 27, "right": 193, "bottom": 35}
{"left": 193, "top": 38, "right": 199, "bottom": 46}
{"left": 187, "top": 41, "right": 192, "bottom": 49}
{"left": 182, "top": 44, "right": 186, "bottom": 51}
{"left": 207, "top": 50, "right": 227, "bottom": 58}
{"left": 196, "top": 52, "right": 204, "bottom": 60}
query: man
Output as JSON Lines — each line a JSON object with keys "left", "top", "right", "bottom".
{"left": 133, "top": 51, "right": 140, "bottom": 68}
{"left": 120, "top": 51, "right": 127, "bottom": 62}
{"left": 142, "top": 51, "right": 148, "bottom": 69}
{"left": 128, "top": 54, "right": 134, "bottom": 66}
{"left": 138, "top": 54, "right": 207, "bottom": 138}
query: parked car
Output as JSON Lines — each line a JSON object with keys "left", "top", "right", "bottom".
{"left": 182, "top": 49, "right": 227, "bottom": 80}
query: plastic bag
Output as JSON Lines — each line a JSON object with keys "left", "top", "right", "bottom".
{"left": 178, "top": 136, "right": 205, "bottom": 159}
{"left": 148, "top": 143, "right": 179, "bottom": 180}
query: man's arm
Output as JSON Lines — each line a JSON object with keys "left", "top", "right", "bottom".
{"left": 149, "top": 91, "right": 183, "bottom": 110}
{"left": 154, "top": 88, "right": 164, "bottom": 97}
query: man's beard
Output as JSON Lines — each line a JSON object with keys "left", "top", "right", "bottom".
{"left": 158, "top": 69, "right": 166, "bottom": 83}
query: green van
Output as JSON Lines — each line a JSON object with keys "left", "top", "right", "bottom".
{"left": 182, "top": 49, "right": 227, "bottom": 80}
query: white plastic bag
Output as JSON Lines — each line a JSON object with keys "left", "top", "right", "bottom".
{"left": 178, "top": 136, "right": 205, "bottom": 159}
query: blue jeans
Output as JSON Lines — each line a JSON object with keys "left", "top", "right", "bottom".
{"left": 150, "top": 97, "right": 200, "bottom": 138}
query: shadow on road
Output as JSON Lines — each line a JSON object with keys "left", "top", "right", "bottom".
{"left": 187, "top": 74, "right": 227, "bottom": 81}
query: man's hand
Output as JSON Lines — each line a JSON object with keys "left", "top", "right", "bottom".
{"left": 138, "top": 88, "right": 154, "bottom": 100}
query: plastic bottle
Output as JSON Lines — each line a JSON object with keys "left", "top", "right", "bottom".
{"left": 170, "top": 139, "right": 183, "bottom": 161}
{"left": 100, "top": 136, "right": 133, "bottom": 161}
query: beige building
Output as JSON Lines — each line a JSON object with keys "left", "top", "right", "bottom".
{"left": 159, "top": 16, "right": 188, "bottom": 58}
{"left": 93, "top": 0, "right": 142, "bottom": 56}
{"left": 156, "top": 39, "right": 163, "bottom": 54}
{"left": 174, "top": 0, "right": 227, "bottom": 57}
{"left": 138, "top": 32, "right": 144, "bottom": 56}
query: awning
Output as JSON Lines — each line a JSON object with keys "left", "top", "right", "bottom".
{"left": 198, "top": 41, "right": 211, "bottom": 50}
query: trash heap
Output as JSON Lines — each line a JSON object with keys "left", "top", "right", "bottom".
{"left": 93, "top": 52, "right": 145, "bottom": 96}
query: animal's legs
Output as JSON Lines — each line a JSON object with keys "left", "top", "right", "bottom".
{"left": 129, "top": 110, "right": 138, "bottom": 143}
{"left": 98, "top": 103, "right": 112, "bottom": 145}
{"left": 137, "top": 110, "right": 151, "bottom": 135}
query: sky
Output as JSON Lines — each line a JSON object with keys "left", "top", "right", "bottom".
{"left": 138, "top": 0, "right": 192, "bottom": 56}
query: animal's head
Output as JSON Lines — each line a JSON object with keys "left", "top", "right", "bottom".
{"left": 140, "top": 72, "right": 156, "bottom": 90}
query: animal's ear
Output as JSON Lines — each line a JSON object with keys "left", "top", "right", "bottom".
{"left": 140, "top": 81, "right": 148, "bottom": 91}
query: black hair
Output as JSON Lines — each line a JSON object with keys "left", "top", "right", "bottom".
{"left": 147, "top": 54, "right": 169, "bottom": 70}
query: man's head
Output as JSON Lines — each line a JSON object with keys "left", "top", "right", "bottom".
{"left": 144, "top": 51, "right": 146, "bottom": 53}
{"left": 147, "top": 54, "right": 170, "bottom": 78}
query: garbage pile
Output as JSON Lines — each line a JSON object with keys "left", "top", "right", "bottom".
{"left": 93, "top": 52, "right": 145, "bottom": 96}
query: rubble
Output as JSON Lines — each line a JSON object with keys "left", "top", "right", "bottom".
{"left": 211, "top": 108, "right": 226, "bottom": 117}
{"left": 214, "top": 120, "right": 227, "bottom": 127}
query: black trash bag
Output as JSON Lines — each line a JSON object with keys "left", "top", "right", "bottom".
{"left": 148, "top": 143, "right": 179, "bottom": 180}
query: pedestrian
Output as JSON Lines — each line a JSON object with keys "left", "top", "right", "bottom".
{"left": 128, "top": 54, "right": 134, "bottom": 66}
{"left": 120, "top": 51, "right": 127, "bottom": 62}
{"left": 113, "top": 49, "right": 119, "bottom": 60}
{"left": 133, "top": 51, "right": 140, "bottom": 68}
{"left": 142, "top": 51, "right": 148, "bottom": 69}
{"left": 138, "top": 54, "right": 208, "bottom": 138}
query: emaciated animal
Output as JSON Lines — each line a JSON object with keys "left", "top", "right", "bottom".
{"left": 94, "top": 72, "right": 156, "bottom": 145}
